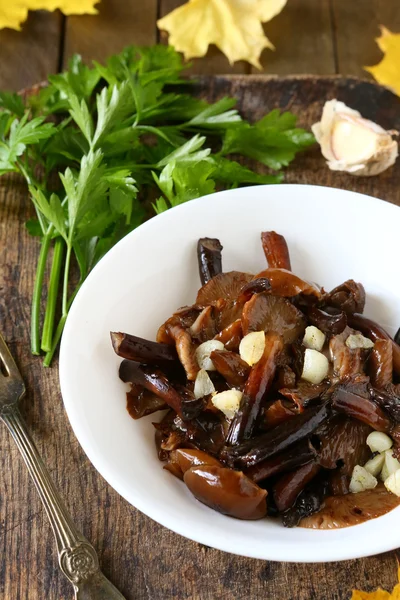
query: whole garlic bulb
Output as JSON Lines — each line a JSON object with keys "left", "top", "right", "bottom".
{"left": 312, "top": 99, "right": 398, "bottom": 176}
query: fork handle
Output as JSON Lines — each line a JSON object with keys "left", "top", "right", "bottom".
{"left": 1, "top": 405, "right": 100, "bottom": 588}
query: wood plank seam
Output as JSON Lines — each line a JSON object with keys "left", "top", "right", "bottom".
{"left": 156, "top": 0, "right": 162, "bottom": 44}
{"left": 57, "top": 14, "right": 67, "bottom": 73}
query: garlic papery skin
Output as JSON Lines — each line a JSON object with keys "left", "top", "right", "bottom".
{"left": 312, "top": 99, "right": 398, "bottom": 176}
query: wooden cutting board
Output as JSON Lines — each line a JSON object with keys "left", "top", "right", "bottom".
{"left": 1, "top": 76, "right": 400, "bottom": 600}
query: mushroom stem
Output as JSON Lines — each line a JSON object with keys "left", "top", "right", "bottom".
{"left": 226, "top": 332, "right": 283, "bottom": 445}
{"left": 111, "top": 331, "right": 178, "bottom": 364}
{"left": 245, "top": 440, "right": 317, "bottom": 483}
{"left": 261, "top": 231, "right": 292, "bottom": 270}
{"left": 119, "top": 360, "right": 203, "bottom": 420}
{"left": 223, "top": 403, "right": 330, "bottom": 468}
{"left": 197, "top": 237, "right": 223, "bottom": 285}
{"left": 348, "top": 313, "right": 400, "bottom": 375}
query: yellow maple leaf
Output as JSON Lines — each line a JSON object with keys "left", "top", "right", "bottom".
{"left": 365, "top": 26, "right": 400, "bottom": 97}
{"left": 157, "top": 0, "right": 287, "bottom": 69}
{"left": 0, "top": 0, "right": 99, "bottom": 31}
{"left": 352, "top": 567, "right": 400, "bottom": 600}
{"left": 0, "top": 4, "right": 28, "bottom": 30}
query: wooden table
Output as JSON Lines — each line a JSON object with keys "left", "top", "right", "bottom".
{"left": 1, "top": 2, "right": 400, "bottom": 599}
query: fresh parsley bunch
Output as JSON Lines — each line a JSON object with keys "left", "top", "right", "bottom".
{"left": 0, "top": 45, "right": 314, "bottom": 366}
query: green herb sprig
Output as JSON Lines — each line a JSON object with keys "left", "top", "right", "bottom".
{"left": 0, "top": 45, "right": 314, "bottom": 365}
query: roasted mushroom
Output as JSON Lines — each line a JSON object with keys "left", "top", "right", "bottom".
{"left": 184, "top": 465, "right": 268, "bottom": 519}
{"left": 261, "top": 231, "right": 292, "bottom": 270}
{"left": 197, "top": 238, "right": 223, "bottom": 285}
{"left": 324, "top": 280, "right": 366, "bottom": 314}
{"left": 226, "top": 332, "right": 283, "bottom": 445}
{"left": 112, "top": 230, "right": 400, "bottom": 528}
{"left": 242, "top": 293, "right": 306, "bottom": 344}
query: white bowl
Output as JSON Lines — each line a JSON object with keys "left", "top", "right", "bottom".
{"left": 60, "top": 184, "right": 400, "bottom": 562}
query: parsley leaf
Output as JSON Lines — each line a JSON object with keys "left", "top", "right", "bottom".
{"left": 156, "top": 134, "right": 211, "bottom": 167}
{"left": 0, "top": 92, "right": 25, "bottom": 118}
{"left": 0, "top": 43, "right": 314, "bottom": 365}
{"left": 184, "top": 97, "right": 241, "bottom": 129}
{"left": 0, "top": 114, "right": 55, "bottom": 174}
{"left": 153, "top": 158, "right": 216, "bottom": 212}
{"left": 221, "top": 111, "right": 315, "bottom": 170}
{"left": 212, "top": 156, "right": 282, "bottom": 185}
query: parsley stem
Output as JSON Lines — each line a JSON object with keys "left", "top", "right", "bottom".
{"left": 41, "top": 237, "right": 65, "bottom": 352}
{"left": 62, "top": 243, "right": 73, "bottom": 316}
{"left": 17, "top": 160, "right": 47, "bottom": 234}
{"left": 42, "top": 241, "right": 73, "bottom": 364}
{"left": 43, "top": 314, "right": 67, "bottom": 367}
{"left": 31, "top": 227, "right": 53, "bottom": 355}
{"left": 43, "top": 283, "right": 81, "bottom": 367}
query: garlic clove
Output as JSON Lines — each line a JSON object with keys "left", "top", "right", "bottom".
{"left": 312, "top": 99, "right": 398, "bottom": 177}
{"left": 384, "top": 469, "right": 400, "bottom": 497}
{"left": 195, "top": 340, "right": 225, "bottom": 371}
{"left": 331, "top": 117, "right": 382, "bottom": 164}
{"left": 345, "top": 333, "right": 374, "bottom": 350}
{"left": 381, "top": 449, "right": 400, "bottom": 482}
{"left": 381, "top": 462, "right": 390, "bottom": 483}
{"left": 366, "top": 431, "right": 393, "bottom": 453}
{"left": 383, "top": 449, "right": 400, "bottom": 478}
{"left": 349, "top": 465, "right": 378, "bottom": 493}
{"left": 303, "top": 325, "right": 325, "bottom": 352}
{"left": 194, "top": 369, "right": 216, "bottom": 399}
{"left": 301, "top": 348, "right": 329, "bottom": 385}
{"left": 239, "top": 331, "right": 265, "bottom": 366}
{"left": 211, "top": 389, "right": 243, "bottom": 419}
{"left": 364, "top": 453, "right": 385, "bottom": 477}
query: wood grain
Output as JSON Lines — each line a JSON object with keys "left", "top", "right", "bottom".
{"left": 253, "top": 0, "right": 336, "bottom": 75}
{"left": 1, "top": 75, "right": 400, "bottom": 600}
{"left": 63, "top": 0, "right": 158, "bottom": 66}
{"left": 0, "top": 11, "right": 62, "bottom": 91}
{"left": 332, "top": 0, "right": 400, "bottom": 78}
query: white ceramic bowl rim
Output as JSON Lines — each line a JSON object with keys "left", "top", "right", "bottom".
{"left": 60, "top": 184, "right": 400, "bottom": 562}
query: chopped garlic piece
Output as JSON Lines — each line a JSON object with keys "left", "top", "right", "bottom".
{"left": 381, "top": 462, "right": 390, "bottom": 483}
{"left": 195, "top": 340, "right": 224, "bottom": 371}
{"left": 303, "top": 326, "right": 326, "bottom": 352}
{"left": 364, "top": 453, "right": 385, "bottom": 477}
{"left": 211, "top": 389, "right": 243, "bottom": 419}
{"left": 239, "top": 331, "right": 265, "bottom": 366}
{"left": 312, "top": 99, "right": 398, "bottom": 176}
{"left": 383, "top": 449, "right": 400, "bottom": 479}
{"left": 301, "top": 349, "right": 329, "bottom": 385}
{"left": 366, "top": 431, "right": 393, "bottom": 453}
{"left": 349, "top": 465, "right": 378, "bottom": 493}
{"left": 345, "top": 333, "right": 374, "bottom": 350}
{"left": 384, "top": 469, "right": 400, "bottom": 497}
{"left": 194, "top": 369, "right": 215, "bottom": 399}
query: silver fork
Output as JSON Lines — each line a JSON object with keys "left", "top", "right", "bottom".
{"left": 0, "top": 333, "right": 128, "bottom": 600}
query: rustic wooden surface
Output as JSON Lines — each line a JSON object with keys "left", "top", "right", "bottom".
{"left": 1, "top": 2, "right": 400, "bottom": 600}
{"left": 1, "top": 73, "right": 400, "bottom": 600}
{"left": 1, "top": 0, "right": 400, "bottom": 91}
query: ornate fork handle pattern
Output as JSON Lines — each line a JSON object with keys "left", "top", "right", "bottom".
{"left": 1, "top": 404, "right": 100, "bottom": 587}
{"left": 0, "top": 332, "right": 126, "bottom": 599}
